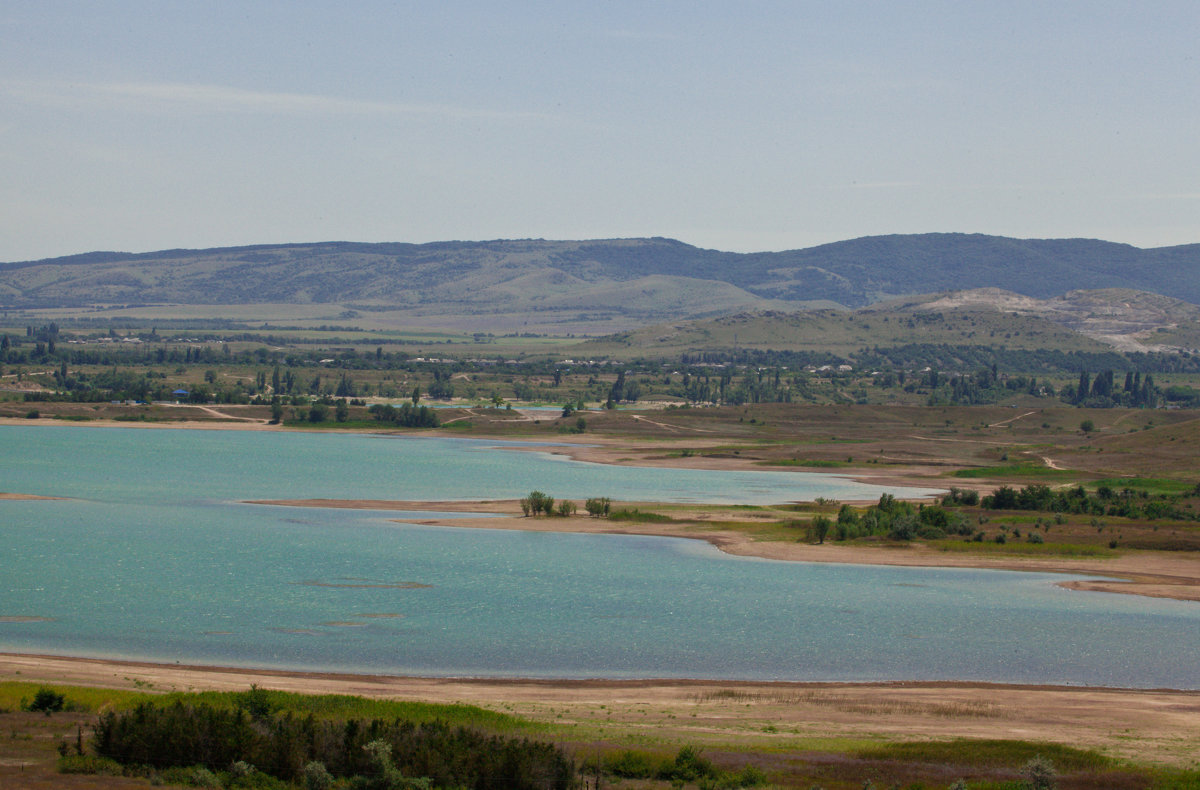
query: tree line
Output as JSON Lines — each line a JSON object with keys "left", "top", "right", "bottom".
{"left": 979, "top": 483, "right": 1195, "bottom": 521}
{"left": 91, "top": 700, "right": 574, "bottom": 790}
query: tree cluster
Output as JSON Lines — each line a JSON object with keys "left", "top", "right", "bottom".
{"left": 982, "top": 483, "right": 1195, "bottom": 521}
{"left": 1060, "top": 370, "right": 1158, "bottom": 408}
{"left": 824, "top": 494, "right": 972, "bottom": 542}
{"left": 367, "top": 403, "right": 440, "bottom": 428}
{"left": 584, "top": 497, "right": 612, "bottom": 517}
{"left": 92, "top": 701, "right": 574, "bottom": 790}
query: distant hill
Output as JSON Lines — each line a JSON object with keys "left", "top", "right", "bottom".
{"left": 2, "top": 235, "right": 1198, "bottom": 321}
{"left": 580, "top": 288, "right": 1200, "bottom": 367}
{"left": 581, "top": 300, "right": 1121, "bottom": 360}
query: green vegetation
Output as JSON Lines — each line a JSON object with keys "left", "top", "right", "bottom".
{"left": 519, "top": 490, "right": 555, "bottom": 517}
{"left": 581, "top": 746, "right": 765, "bottom": 788}
{"left": 1090, "top": 477, "right": 1198, "bottom": 496}
{"left": 0, "top": 682, "right": 532, "bottom": 732}
{"left": 0, "top": 681, "right": 1195, "bottom": 789}
{"left": 90, "top": 700, "right": 572, "bottom": 789}
{"left": 822, "top": 495, "right": 973, "bottom": 543}
{"left": 25, "top": 686, "right": 66, "bottom": 713}
{"left": 608, "top": 508, "right": 676, "bottom": 523}
{"left": 5, "top": 294, "right": 1200, "bottom": 420}
{"left": 935, "top": 540, "right": 1117, "bottom": 557}
{"left": 366, "top": 402, "right": 440, "bottom": 428}
{"left": 855, "top": 738, "right": 1113, "bottom": 772}
{"left": 953, "top": 463, "right": 1074, "bottom": 479}
{"left": 981, "top": 483, "right": 1198, "bottom": 521}
{"left": 761, "top": 458, "right": 846, "bottom": 468}
{"left": 584, "top": 497, "right": 612, "bottom": 517}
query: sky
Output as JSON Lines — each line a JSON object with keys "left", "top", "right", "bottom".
{"left": 1, "top": 1, "right": 1197, "bottom": 261}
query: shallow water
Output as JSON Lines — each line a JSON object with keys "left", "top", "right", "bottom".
{"left": 1, "top": 424, "right": 1197, "bottom": 687}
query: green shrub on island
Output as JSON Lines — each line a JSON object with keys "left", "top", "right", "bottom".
{"left": 519, "top": 490, "right": 554, "bottom": 516}
{"left": 584, "top": 497, "right": 612, "bottom": 517}
{"left": 829, "top": 494, "right": 971, "bottom": 542}
{"left": 806, "top": 515, "right": 832, "bottom": 544}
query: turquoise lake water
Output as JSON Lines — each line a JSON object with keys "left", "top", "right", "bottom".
{"left": 1, "top": 424, "right": 1197, "bottom": 687}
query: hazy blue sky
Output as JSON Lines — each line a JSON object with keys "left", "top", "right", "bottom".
{"left": 2, "top": 1, "right": 1197, "bottom": 260}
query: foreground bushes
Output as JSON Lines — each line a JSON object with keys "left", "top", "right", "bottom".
{"left": 583, "top": 746, "right": 765, "bottom": 789}
{"left": 92, "top": 701, "right": 574, "bottom": 790}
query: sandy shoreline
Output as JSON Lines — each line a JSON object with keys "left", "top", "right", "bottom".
{"left": 3, "top": 653, "right": 1198, "bottom": 766}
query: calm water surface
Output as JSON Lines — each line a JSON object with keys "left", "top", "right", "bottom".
{"left": 1, "top": 425, "right": 1197, "bottom": 687}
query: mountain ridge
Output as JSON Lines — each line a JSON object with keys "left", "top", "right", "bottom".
{"left": 3, "top": 234, "right": 1199, "bottom": 316}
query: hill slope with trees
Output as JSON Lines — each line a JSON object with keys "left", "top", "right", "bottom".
{"left": 3, "top": 235, "right": 1199, "bottom": 317}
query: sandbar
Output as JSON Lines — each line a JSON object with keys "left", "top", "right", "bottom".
{"left": 248, "top": 497, "right": 1200, "bottom": 603}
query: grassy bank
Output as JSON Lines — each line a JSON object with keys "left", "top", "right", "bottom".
{"left": 2, "top": 682, "right": 1199, "bottom": 789}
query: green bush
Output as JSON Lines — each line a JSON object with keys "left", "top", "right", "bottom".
{"left": 660, "top": 746, "right": 715, "bottom": 782}
{"left": 1022, "top": 755, "right": 1057, "bottom": 790}
{"left": 719, "top": 764, "right": 768, "bottom": 788}
{"left": 158, "top": 765, "right": 221, "bottom": 787}
{"left": 603, "top": 750, "right": 662, "bottom": 778}
{"left": 235, "top": 684, "right": 276, "bottom": 720}
{"left": 584, "top": 497, "right": 611, "bottom": 517}
{"left": 57, "top": 754, "right": 124, "bottom": 775}
{"left": 27, "top": 687, "right": 65, "bottom": 713}
{"left": 807, "top": 515, "right": 832, "bottom": 544}
{"left": 519, "top": 490, "right": 554, "bottom": 517}
{"left": 303, "top": 761, "right": 335, "bottom": 790}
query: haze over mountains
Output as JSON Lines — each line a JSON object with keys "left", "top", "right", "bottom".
{"left": 3, "top": 233, "right": 1199, "bottom": 313}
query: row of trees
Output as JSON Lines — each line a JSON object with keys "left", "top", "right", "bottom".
{"left": 1062, "top": 370, "right": 1158, "bottom": 408}
{"left": 518, "top": 492, "right": 611, "bottom": 518}
{"left": 924, "top": 367, "right": 1055, "bottom": 405}
{"left": 91, "top": 701, "right": 574, "bottom": 790}
{"left": 808, "top": 481, "right": 1198, "bottom": 547}
{"left": 983, "top": 483, "right": 1195, "bottom": 520}
{"left": 916, "top": 365, "right": 1164, "bottom": 409}
{"left": 367, "top": 403, "right": 440, "bottom": 428}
